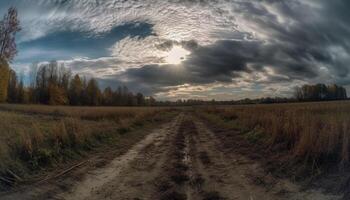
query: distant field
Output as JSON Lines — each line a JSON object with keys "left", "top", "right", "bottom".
{"left": 0, "top": 104, "right": 168, "bottom": 120}
{"left": 197, "top": 101, "right": 350, "bottom": 174}
{"left": 0, "top": 104, "right": 176, "bottom": 188}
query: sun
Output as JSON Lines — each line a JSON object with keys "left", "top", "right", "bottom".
{"left": 164, "top": 46, "right": 190, "bottom": 65}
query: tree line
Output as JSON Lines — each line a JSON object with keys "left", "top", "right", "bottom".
{"left": 155, "top": 83, "right": 348, "bottom": 106}
{"left": 294, "top": 83, "right": 347, "bottom": 101}
{"left": 5, "top": 61, "right": 156, "bottom": 106}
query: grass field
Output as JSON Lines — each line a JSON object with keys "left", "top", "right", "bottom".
{"left": 0, "top": 104, "right": 176, "bottom": 187}
{"left": 197, "top": 101, "right": 350, "bottom": 174}
{"left": 2, "top": 101, "right": 349, "bottom": 194}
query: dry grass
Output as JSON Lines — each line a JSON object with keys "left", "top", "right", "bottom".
{"left": 198, "top": 101, "right": 350, "bottom": 168}
{"left": 0, "top": 104, "right": 165, "bottom": 120}
{"left": 0, "top": 104, "right": 175, "bottom": 187}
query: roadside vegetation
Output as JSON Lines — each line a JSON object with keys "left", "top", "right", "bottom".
{"left": 197, "top": 101, "right": 350, "bottom": 178}
{"left": 0, "top": 105, "right": 177, "bottom": 189}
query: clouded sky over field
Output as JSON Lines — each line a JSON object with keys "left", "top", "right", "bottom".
{"left": 1, "top": 0, "right": 350, "bottom": 100}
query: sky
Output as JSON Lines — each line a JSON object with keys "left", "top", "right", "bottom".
{"left": 1, "top": 0, "right": 350, "bottom": 100}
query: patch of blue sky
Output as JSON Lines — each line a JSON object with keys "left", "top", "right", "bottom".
{"left": 15, "top": 22, "right": 154, "bottom": 63}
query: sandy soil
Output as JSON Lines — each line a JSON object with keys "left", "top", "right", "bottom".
{"left": 0, "top": 113, "right": 341, "bottom": 200}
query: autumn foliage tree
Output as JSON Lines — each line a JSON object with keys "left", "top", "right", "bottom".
{"left": 69, "top": 74, "right": 83, "bottom": 105}
{"left": 7, "top": 69, "right": 17, "bottom": 102}
{"left": 102, "top": 87, "right": 113, "bottom": 106}
{"left": 5, "top": 60, "right": 152, "bottom": 106}
{"left": 0, "top": 59, "right": 9, "bottom": 102}
{"left": 86, "top": 78, "right": 101, "bottom": 106}
{"left": 0, "top": 7, "right": 20, "bottom": 102}
{"left": 33, "top": 61, "right": 70, "bottom": 105}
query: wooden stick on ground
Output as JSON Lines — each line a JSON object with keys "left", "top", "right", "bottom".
{"left": 53, "top": 160, "right": 89, "bottom": 178}
{"left": 0, "top": 176, "right": 14, "bottom": 185}
{"left": 37, "top": 160, "right": 89, "bottom": 184}
{"left": 7, "top": 169, "right": 23, "bottom": 182}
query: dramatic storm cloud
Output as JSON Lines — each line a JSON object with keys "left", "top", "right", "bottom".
{"left": 2, "top": 0, "right": 350, "bottom": 100}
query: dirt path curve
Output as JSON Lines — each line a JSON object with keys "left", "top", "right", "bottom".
{"left": 191, "top": 119, "right": 340, "bottom": 200}
{"left": 1, "top": 114, "right": 184, "bottom": 200}
{"left": 60, "top": 114, "right": 184, "bottom": 200}
{"left": 1, "top": 113, "right": 342, "bottom": 200}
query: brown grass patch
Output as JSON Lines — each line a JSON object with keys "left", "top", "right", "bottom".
{"left": 0, "top": 105, "right": 177, "bottom": 189}
{"left": 196, "top": 101, "right": 350, "bottom": 196}
{"left": 199, "top": 151, "right": 211, "bottom": 165}
{"left": 202, "top": 191, "right": 225, "bottom": 200}
{"left": 198, "top": 101, "right": 350, "bottom": 168}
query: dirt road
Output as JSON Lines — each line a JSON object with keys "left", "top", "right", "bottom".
{"left": 1, "top": 113, "right": 341, "bottom": 200}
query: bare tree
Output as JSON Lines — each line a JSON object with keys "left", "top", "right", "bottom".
{"left": 0, "top": 7, "right": 21, "bottom": 62}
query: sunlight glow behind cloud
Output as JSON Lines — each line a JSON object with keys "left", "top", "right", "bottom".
{"left": 1, "top": 0, "right": 349, "bottom": 100}
{"left": 164, "top": 46, "right": 190, "bottom": 65}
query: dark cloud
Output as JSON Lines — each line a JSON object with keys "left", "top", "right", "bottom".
{"left": 3, "top": 0, "right": 350, "bottom": 99}
{"left": 156, "top": 40, "right": 199, "bottom": 52}
{"left": 233, "top": 1, "right": 350, "bottom": 80}
{"left": 185, "top": 40, "right": 261, "bottom": 77}
{"left": 181, "top": 40, "right": 199, "bottom": 51}
{"left": 120, "top": 1, "right": 350, "bottom": 94}
{"left": 107, "top": 36, "right": 323, "bottom": 95}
